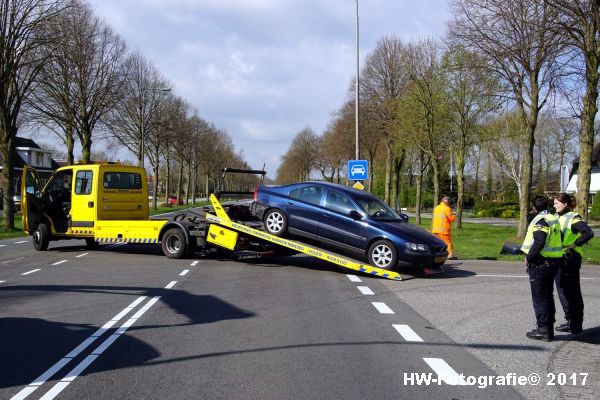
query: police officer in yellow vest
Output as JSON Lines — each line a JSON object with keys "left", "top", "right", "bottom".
{"left": 521, "top": 195, "right": 563, "bottom": 341}
{"left": 553, "top": 193, "right": 594, "bottom": 335}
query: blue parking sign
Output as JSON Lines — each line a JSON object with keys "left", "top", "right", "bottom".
{"left": 348, "top": 160, "right": 368, "bottom": 181}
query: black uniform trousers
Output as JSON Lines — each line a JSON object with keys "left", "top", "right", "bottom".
{"left": 555, "top": 253, "right": 584, "bottom": 327}
{"left": 528, "top": 259, "right": 562, "bottom": 327}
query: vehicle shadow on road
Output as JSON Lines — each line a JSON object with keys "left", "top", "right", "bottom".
{"left": 0, "top": 284, "right": 255, "bottom": 390}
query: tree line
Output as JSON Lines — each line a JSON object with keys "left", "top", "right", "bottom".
{"left": 276, "top": 0, "right": 598, "bottom": 236}
{"left": 0, "top": 0, "right": 254, "bottom": 229}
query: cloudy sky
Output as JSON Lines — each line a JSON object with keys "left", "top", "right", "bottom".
{"left": 88, "top": 0, "right": 450, "bottom": 177}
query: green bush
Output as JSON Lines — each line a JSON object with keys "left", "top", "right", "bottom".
{"left": 590, "top": 193, "right": 600, "bottom": 220}
{"left": 500, "top": 209, "right": 519, "bottom": 218}
{"left": 473, "top": 201, "right": 519, "bottom": 218}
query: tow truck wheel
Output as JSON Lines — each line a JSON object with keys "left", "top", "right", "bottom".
{"left": 162, "top": 228, "right": 186, "bottom": 259}
{"left": 263, "top": 208, "right": 288, "bottom": 237}
{"left": 368, "top": 240, "right": 397, "bottom": 270}
{"left": 85, "top": 238, "right": 99, "bottom": 250}
{"left": 33, "top": 223, "right": 50, "bottom": 251}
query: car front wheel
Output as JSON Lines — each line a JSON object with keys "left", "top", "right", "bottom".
{"left": 263, "top": 208, "right": 288, "bottom": 237}
{"left": 368, "top": 240, "right": 397, "bottom": 270}
{"left": 33, "top": 223, "right": 50, "bottom": 251}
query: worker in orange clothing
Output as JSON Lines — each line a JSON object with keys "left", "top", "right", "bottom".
{"left": 432, "top": 196, "right": 457, "bottom": 259}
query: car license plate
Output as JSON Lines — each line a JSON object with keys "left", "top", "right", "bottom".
{"left": 434, "top": 256, "right": 447, "bottom": 263}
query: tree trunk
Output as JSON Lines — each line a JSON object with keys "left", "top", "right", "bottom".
{"left": 66, "top": 123, "right": 75, "bottom": 165}
{"left": 431, "top": 157, "right": 440, "bottom": 207}
{"left": 1, "top": 133, "right": 15, "bottom": 229}
{"left": 384, "top": 142, "right": 392, "bottom": 204}
{"left": 415, "top": 151, "right": 423, "bottom": 225}
{"left": 456, "top": 147, "right": 466, "bottom": 229}
{"left": 517, "top": 107, "right": 538, "bottom": 238}
{"left": 81, "top": 134, "right": 92, "bottom": 163}
{"left": 176, "top": 155, "right": 184, "bottom": 204}
{"left": 186, "top": 161, "right": 192, "bottom": 205}
{"left": 576, "top": 61, "right": 599, "bottom": 221}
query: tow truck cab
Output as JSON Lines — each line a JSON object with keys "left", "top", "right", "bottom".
{"left": 21, "top": 163, "right": 151, "bottom": 249}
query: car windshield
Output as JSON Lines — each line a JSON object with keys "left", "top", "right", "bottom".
{"left": 357, "top": 196, "right": 403, "bottom": 221}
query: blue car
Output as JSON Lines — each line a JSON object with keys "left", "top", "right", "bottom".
{"left": 251, "top": 182, "right": 448, "bottom": 270}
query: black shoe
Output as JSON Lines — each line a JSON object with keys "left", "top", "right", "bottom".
{"left": 526, "top": 326, "right": 554, "bottom": 342}
{"left": 555, "top": 322, "right": 571, "bottom": 333}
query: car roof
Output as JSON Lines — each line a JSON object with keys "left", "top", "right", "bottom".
{"left": 277, "top": 181, "right": 375, "bottom": 198}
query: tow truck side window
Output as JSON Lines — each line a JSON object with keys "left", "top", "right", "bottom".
{"left": 75, "top": 171, "right": 93, "bottom": 195}
{"left": 103, "top": 172, "right": 142, "bottom": 190}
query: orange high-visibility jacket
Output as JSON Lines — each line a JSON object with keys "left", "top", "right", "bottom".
{"left": 432, "top": 202, "right": 455, "bottom": 234}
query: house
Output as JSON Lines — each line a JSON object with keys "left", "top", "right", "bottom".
{"left": 565, "top": 143, "right": 600, "bottom": 197}
{"left": 0, "top": 137, "right": 60, "bottom": 208}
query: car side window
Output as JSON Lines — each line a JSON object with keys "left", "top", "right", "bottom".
{"left": 294, "top": 186, "right": 323, "bottom": 206}
{"left": 325, "top": 191, "right": 357, "bottom": 214}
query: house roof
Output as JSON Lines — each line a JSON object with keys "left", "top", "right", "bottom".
{"left": 14, "top": 137, "right": 42, "bottom": 149}
{"left": 2, "top": 136, "right": 60, "bottom": 171}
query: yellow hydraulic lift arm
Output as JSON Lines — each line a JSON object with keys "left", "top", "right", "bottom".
{"left": 207, "top": 194, "right": 403, "bottom": 281}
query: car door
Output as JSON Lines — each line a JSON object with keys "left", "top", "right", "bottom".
{"left": 21, "top": 166, "right": 43, "bottom": 233}
{"left": 318, "top": 189, "right": 366, "bottom": 251}
{"left": 69, "top": 169, "right": 95, "bottom": 232}
{"left": 286, "top": 185, "right": 325, "bottom": 239}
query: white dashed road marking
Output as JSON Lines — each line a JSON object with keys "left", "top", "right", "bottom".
{"left": 165, "top": 281, "right": 177, "bottom": 289}
{"left": 14, "top": 240, "right": 28, "bottom": 244}
{"left": 357, "top": 286, "right": 374, "bottom": 295}
{"left": 179, "top": 269, "right": 189, "bottom": 276}
{"left": 0, "top": 244, "right": 6, "bottom": 247}
{"left": 346, "top": 274, "right": 362, "bottom": 282}
{"left": 11, "top": 296, "right": 149, "bottom": 400}
{"left": 21, "top": 269, "right": 41, "bottom": 276}
{"left": 0, "top": 280, "right": 5, "bottom": 284}
{"left": 75, "top": 253, "right": 88, "bottom": 258}
{"left": 423, "top": 358, "right": 468, "bottom": 385}
{"left": 190, "top": 260, "right": 199, "bottom": 266}
{"left": 393, "top": 324, "right": 424, "bottom": 342}
{"left": 2, "top": 257, "right": 24, "bottom": 264}
{"left": 371, "top": 302, "right": 394, "bottom": 314}
{"left": 51, "top": 260, "right": 68, "bottom": 266}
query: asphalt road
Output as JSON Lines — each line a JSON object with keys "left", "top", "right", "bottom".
{"left": 1, "top": 237, "right": 598, "bottom": 400}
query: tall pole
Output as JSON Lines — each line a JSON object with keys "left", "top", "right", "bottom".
{"left": 355, "top": 0, "right": 360, "bottom": 161}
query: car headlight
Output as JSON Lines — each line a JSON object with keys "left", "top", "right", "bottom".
{"left": 405, "top": 242, "right": 430, "bottom": 252}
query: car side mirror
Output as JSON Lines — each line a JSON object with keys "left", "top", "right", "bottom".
{"left": 349, "top": 210, "right": 362, "bottom": 220}
{"left": 399, "top": 213, "right": 409, "bottom": 222}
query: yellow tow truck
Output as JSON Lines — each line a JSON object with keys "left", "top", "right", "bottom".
{"left": 22, "top": 163, "right": 442, "bottom": 280}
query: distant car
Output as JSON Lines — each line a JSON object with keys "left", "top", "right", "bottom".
{"left": 350, "top": 165, "right": 365, "bottom": 176}
{"left": 13, "top": 194, "right": 21, "bottom": 213}
{"left": 251, "top": 182, "right": 448, "bottom": 270}
{"left": 167, "top": 195, "right": 183, "bottom": 206}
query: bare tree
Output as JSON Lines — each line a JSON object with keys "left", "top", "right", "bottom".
{"left": 106, "top": 50, "right": 170, "bottom": 166}
{"left": 67, "top": 0, "right": 126, "bottom": 162}
{"left": 361, "top": 36, "right": 409, "bottom": 203}
{"left": 546, "top": 0, "right": 599, "bottom": 220}
{"left": 0, "top": 0, "right": 67, "bottom": 229}
{"left": 450, "top": 0, "right": 567, "bottom": 236}
{"left": 276, "top": 127, "right": 319, "bottom": 183}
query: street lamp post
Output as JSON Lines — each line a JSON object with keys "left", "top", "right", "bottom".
{"left": 355, "top": 0, "right": 360, "bottom": 161}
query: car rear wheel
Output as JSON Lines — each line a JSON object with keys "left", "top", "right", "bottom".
{"left": 33, "top": 223, "right": 50, "bottom": 251}
{"left": 263, "top": 208, "right": 288, "bottom": 237}
{"left": 162, "top": 228, "right": 186, "bottom": 259}
{"left": 368, "top": 240, "right": 397, "bottom": 270}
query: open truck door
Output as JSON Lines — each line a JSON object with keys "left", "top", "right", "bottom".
{"left": 21, "top": 165, "right": 51, "bottom": 250}
{"left": 21, "top": 165, "right": 43, "bottom": 233}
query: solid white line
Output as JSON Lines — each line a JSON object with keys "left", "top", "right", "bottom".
{"left": 2, "top": 257, "right": 24, "bottom": 264}
{"left": 190, "top": 260, "right": 199, "bottom": 266}
{"left": 179, "top": 269, "right": 190, "bottom": 276}
{"left": 75, "top": 253, "right": 88, "bottom": 258}
{"left": 165, "top": 281, "right": 177, "bottom": 289}
{"left": 393, "top": 324, "right": 424, "bottom": 342}
{"left": 11, "top": 296, "right": 147, "bottom": 400}
{"left": 21, "top": 269, "right": 41, "bottom": 276}
{"left": 38, "top": 382, "right": 70, "bottom": 400}
{"left": 14, "top": 240, "right": 29, "bottom": 244}
{"left": 357, "top": 286, "right": 375, "bottom": 295}
{"left": 372, "top": 302, "right": 395, "bottom": 314}
{"left": 51, "top": 260, "right": 67, "bottom": 266}
{"left": 347, "top": 274, "right": 362, "bottom": 282}
{"left": 423, "top": 358, "right": 468, "bottom": 385}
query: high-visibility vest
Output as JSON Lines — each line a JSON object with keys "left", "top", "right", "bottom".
{"left": 557, "top": 211, "right": 583, "bottom": 256}
{"left": 521, "top": 212, "right": 563, "bottom": 258}
{"left": 432, "top": 202, "right": 455, "bottom": 234}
